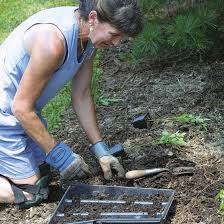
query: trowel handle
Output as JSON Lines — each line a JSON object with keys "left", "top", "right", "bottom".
{"left": 125, "top": 170, "right": 146, "bottom": 179}
{"left": 109, "top": 144, "right": 125, "bottom": 157}
{"left": 125, "top": 168, "right": 169, "bottom": 179}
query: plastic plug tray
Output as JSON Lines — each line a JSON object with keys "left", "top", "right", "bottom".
{"left": 48, "top": 183, "right": 175, "bottom": 224}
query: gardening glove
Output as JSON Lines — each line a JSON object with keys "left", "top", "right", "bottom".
{"left": 90, "top": 141, "right": 125, "bottom": 180}
{"left": 46, "top": 142, "right": 91, "bottom": 180}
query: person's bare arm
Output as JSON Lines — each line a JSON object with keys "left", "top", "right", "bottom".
{"left": 72, "top": 54, "right": 125, "bottom": 180}
{"left": 12, "top": 24, "right": 65, "bottom": 153}
{"left": 72, "top": 52, "right": 102, "bottom": 144}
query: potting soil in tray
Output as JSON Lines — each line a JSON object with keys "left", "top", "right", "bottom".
{"left": 48, "top": 183, "right": 175, "bottom": 224}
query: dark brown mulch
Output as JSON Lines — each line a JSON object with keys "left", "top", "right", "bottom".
{"left": 1, "top": 42, "right": 224, "bottom": 224}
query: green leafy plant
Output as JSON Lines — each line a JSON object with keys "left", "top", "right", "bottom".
{"left": 130, "top": 1, "right": 224, "bottom": 62}
{"left": 153, "top": 130, "right": 187, "bottom": 146}
{"left": 216, "top": 189, "right": 224, "bottom": 215}
{"left": 98, "top": 96, "right": 122, "bottom": 106}
{"left": 175, "top": 113, "right": 209, "bottom": 130}
{"left": 166, "top": 13, "right": 211, "bottom": 53}
{"left": 196, "top": 6, "right": 216, "bottom": 30}
{"left": 133, "top": 22, "right": 164, "bottom": 59}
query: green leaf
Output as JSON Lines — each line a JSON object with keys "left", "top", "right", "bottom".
{"left": 98, "top": 96, "right": 122, "bottom": 106}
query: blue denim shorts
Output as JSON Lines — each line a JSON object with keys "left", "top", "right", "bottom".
{"left": 0, "top": 109, "right": 46, "bottom": 179}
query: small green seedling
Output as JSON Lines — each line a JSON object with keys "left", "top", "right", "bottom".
{"left": 175, "top": 113, "right": 209, "bottom": 130}
{"left": 153, "top": 130, "right": 187, "bottom": 146}
{"left": 216, "top": 189, "right": 224, "bottom": 215}
{"left": 98, "top": 95, "right": 122, "bottom": 106}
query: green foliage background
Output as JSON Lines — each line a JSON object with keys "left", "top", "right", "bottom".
{"left": 133, "top": 0, "right": 224, "bottom": 61}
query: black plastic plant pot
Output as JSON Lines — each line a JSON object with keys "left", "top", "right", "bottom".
{"left": 48, "top": 183, "right": 175, "bottom": 224}
{"left": 133, "top": 113, "right": 153, "bottom": 129}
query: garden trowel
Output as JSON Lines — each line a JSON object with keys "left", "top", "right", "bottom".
{"left": 125, "top": 166, "right": 195, "bottom": 179}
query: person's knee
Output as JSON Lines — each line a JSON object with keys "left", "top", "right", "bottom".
{"left": 0, "top": 173, "right": 41, "bottom": 204}
{"left": 11, "top": 174, "right": 42, "bottom": 202}
{"left": 0, "top": 176, "right": 15, "bottom": 203}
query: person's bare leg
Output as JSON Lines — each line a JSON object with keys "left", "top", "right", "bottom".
{"left": 0, "top": 176, "right": 14, "bottom": 203}
{"left": 0, "top": 174, "right": 40, "bottom": 204}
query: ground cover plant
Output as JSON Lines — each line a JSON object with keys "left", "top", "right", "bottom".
{"left": 175, "top": 113, "right": 209, "bottom": 130}
{"left": 216, "top": 189, "right": 224, "bottom": 216}
{"left": 153, "top": 130, "right": 187, "bottom": 146}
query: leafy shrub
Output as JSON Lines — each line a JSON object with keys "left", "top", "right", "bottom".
{"left": 133, "top": 22, "right": 164, "bottom": 59}
{"left": 166, "top": 10, "right": 215, "bottom": 53}
{"left": 132, "top": 1, "right": 224, "bottom": 61}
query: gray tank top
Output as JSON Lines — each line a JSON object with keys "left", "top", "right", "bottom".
{"left": 0, "top": 6, "right": 95, "bottom": 114}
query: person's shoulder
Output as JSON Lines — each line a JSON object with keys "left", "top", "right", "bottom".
{"left": 25, "top": 24, "right": 65, "bottom": 60}
{"left": 38, "top": 24, "right": 65, "bottom": 57}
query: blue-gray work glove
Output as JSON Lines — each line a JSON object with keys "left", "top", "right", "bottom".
{"left": 90, "top": 141, "right": 125, "bottom": 180}
{"left": 46, "top": 142, "right": 90, "bottom": 180}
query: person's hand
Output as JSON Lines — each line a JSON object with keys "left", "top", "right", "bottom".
{"left": 46, "top": 142, "right": 91, "bottom": 180}
{"left": 99, "top": 155, "right": 125, "bottom": 180}
{"left": 90, "top": 141, "right": 125, "bottom": 180}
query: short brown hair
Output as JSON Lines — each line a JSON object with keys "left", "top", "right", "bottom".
{"left": 79, "top": 0, "right": 143, "bottom": 37}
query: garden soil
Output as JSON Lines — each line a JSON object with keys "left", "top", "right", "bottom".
{"left": 0, "top": 41, "right": 224, "bottom": 224}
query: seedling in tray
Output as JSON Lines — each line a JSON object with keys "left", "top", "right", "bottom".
{"left": 48, "top": 183, "right": 175, "bottom": 224}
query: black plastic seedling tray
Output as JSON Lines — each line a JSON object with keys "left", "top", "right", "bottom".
{"left": 48, "top": 183, "right": 175, "bottom": 224}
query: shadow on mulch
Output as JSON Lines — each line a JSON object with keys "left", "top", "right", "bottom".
{"left": 47, "top": 184, "right": 65, "bottom": 203}
{"left": 165, "top": 200, "right": 178, "bottom": 223}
